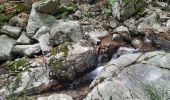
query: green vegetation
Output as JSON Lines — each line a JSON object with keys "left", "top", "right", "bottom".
{"left": 50, "top": 43, "right": 69, "bottom": 57}
{"left": 62, "top": 3, "right": 77, "bottom": 13}
{"left": 155, "top": 12, "right": 160, "bottom": 22}
{"left": 0, "top": 4, "right": 5, "bottom": 12}
{"left": 101, "top": 6, "right": 112, "bottom": 15}
{"left": 144, "top": 84, "right": 165, "bottom": 100}
{"left": 3, "top": 58, "right": 29, "bottom": 73}
{"left": 0, "top": 2, "right": 26, "bottom": 23}
{"left": 110, "top": 0, "right": 117, "bottom": 5}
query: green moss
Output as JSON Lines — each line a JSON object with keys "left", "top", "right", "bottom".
{"left": 50, "top": 47, "right": 58, "bottom": 56}
{"left": 60, "top": 45, "right": 69, "bottom": 57}
{"left": 4, "top": 58, "right": 28, "bottom": 72}
{"left": 155, "top": 12, "right": 160, "bottom": 22}
{"left": 50, "top": 60, "right": 63, "bottom": 70}
{"left": 50, "top": 43, "right": 69, "bottom": 57}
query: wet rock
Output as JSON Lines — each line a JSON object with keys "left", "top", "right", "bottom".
{"left": 26, "top": 5, "right": 56, "bottom": 37}
{"left": 112, "top": 0, "right": 146, "bottom": 21}
{"left": 16, "top": 32, "right": 32, "bottom": 45}
{"left": 0, "top": 35, "right": 16, "bottom": 62}
{"left": 34, "top": 0, "right": 60, "bottom": 14}
{"left": 146, "top": 33, "right": 170, "bottom": 50}
{"left": 48, "top": 40, "right": 98, "bottom": 81}
{"left": 112, "top": 47, "right": 139, "bottom": 59}
{"left": 37, "top": 94, "right": 73, "bottom": 100}
{"left": 12, "top": 44, "right": 41, "bottom": 57}
{"left": 84, "top": 30, "right": 108, "bottom": 45}
{"left": 131, "top": 38, "right": 143, "bottom": 48}
{"left": 85, "top": 51, "right": 170, "bottom": 100}
{"left": 33, "top": 26, "right": 51, "bottom": 53}
{"left": 50, "top": 20, "right": 83, "bottom": 46}
{"left": 0, "top": 25, "right": 22, "bottom": 39}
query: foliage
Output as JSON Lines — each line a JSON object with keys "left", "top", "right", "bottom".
{"left": 155, "top": 12, "right": 160, "bottom": 22}
{"left": 110, "top": 0, "right": 117, "bottom": 5}
{"left": 3, "top": 58, "right": 29, "bottom": 73}
{"left": 101, "top": 6, "right": 112, "bottom": 15}
{"left": 144, "top": 84, "right": 165, "bottom": 100}
{"left": 62, "top": 3, "right": 77, "bottom": 13}
{"left": 0, "top": 2, "right": 26, "bottom": 23}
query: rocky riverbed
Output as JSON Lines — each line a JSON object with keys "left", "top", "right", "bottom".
{"left": 1, "top": 0, "right": 170, "bottom": 100}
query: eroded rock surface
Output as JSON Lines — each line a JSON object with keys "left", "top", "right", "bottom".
{"left": 85, "top": 51, "right": 170, "bottom": 100}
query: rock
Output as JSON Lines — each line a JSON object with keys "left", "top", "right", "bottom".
{"left": 9, "top": 16, "right": 28, "bottom": 28}
{"left": 33, "top": 26, "right": 51, "bottom": 53}
{"left": 114, "top": 26, "right": 131, "bottom": 41}
{"left": 84, "top": 30, "right": 108, "bottom": 45}
{"left": 85, "top": 51, "right": 170, "bottom": 100}
{"left": 48, "top": 40, "right": 98, "bottom": 81}
{"left": 137, "top": 10, "right": 168, "bottom": 33}
{"left": 108, "top": 20, "right": 117, "bottom": 29}
{"left": 74, "top": 10, "right": 82, "bottom": 18}
{"left": 12, "top": 44, "right": 41, "bottom": 57}
{"left": 26, "top": 5, "right": 56, "bottom": 37}
{"left": 131, "top": 38, "right": 143, "bottom": 48}
{"left": 0, "top": 35, "right": 16, "bottom": 62}
{"left": 50, "top": 20, "right": 83, "bottom": 46}
{"left": 155, "top": 2, "right": 168, "bottom": 9}
{"left": 166, "top": 19, "right": 170, "bottom": 30}
{"left": 112, "top": 0, "right": 146, "bottom": 21}
{"left": 16, "top": 32, "right": 32, "bottom": 45}
{"left": 112, "top": 47, "right": 139, "bottom": 59}
{"left": 34, "top": 0, "right": 60, "bottom": 14}
{"left": 37, "top": 94, "right": 73, "bottom": 100}
{"left": 0, "top": 25, "right": 22, "bottom": 38}
{"left": 112, "top": 34, "right": 121, "bottom": 41}
{"left": 0, "top": 60, "right": 51, "bottom": 97}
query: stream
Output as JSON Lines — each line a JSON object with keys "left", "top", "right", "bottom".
{"left": 35, "top": 46, "right": 140, "bottom": 100}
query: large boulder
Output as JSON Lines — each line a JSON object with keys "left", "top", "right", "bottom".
{"left": 34, "top": 0, "right": 60, "bottom": 14}
{"left": 112, "top": 0, "right": 147, "bottom": 21}
{"left": 48, "top": 40, "right": 98, "bottom": 81}
{"left": 26, "top": 4, "right": 56, "bottom": 37}
{"left": 49, "top": 20, "right": 83, "bottom": 46}
{"left": 85, "top": 51, "right": 170, "bottom": 100}
{"left": 0, "top": 35, "right": 16, "bottom": 62}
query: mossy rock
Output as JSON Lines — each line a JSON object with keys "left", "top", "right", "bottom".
{"left": 50, "top": 43, "right": 69, "bottom": 57}
{"left": 3, "top": 58, "right": 29, "bottom": 72}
